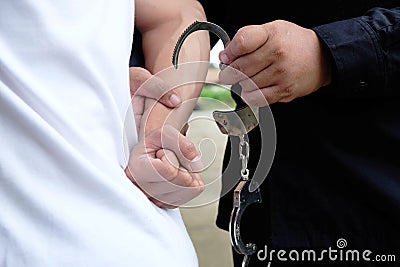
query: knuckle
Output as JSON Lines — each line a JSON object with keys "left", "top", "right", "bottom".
{"left": 241, "top": 91, "right": 258, "bottom": 106}
{"left": 284, "top": 85, "right": 294, "bottom": 95}
{"left": 197, "top": 182, "right": 205, "bottom": 193}
{"left": 240, "top": 79, "right": 258, "bottom": 93}
{"left": 273, "top": 48, "right": 285, "bottom": 60}
{"left": 229, "top": 62, "right": 241, "bottom": 73}
{"left": 164, "top": 165, "right": 179, "bottom": 180}
{"left": 174, "top": 173, "right": 192, "bottom": 187}
{"left": 254, "top": 52, "right": 267, "bottom": 66}
{"left": 275, "top": 66, "right": 286, "bottom": 75}
{"left": 280, "top": 85, "right": 295, "bottom": 102}
{"left": 180, "top": 141, "right": 197, "bottom": 159}
{"left": 234, "top": 29, "right": 249, "bottom": 54}
{"left": 184, "top": 177, "right": 195, "bottom": 188}
{"left": 228, "top": 63, "right": 244, "bottom": 81}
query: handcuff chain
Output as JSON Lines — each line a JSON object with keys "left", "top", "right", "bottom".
{"left": 239, "top": 134, "right": 250, "bottom": 180}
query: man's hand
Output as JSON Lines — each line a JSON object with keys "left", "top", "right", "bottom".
{"left": 125, "top": 125, "right": 204, "bottom": 209}
{"left": 218, "top": 20, "right": 332, "bottom": 105}
{"left": 129, "top": 0, "right": 209, "bottom": 209}
{"left": 129, "top": 67, "right": 182, "bottom": 133}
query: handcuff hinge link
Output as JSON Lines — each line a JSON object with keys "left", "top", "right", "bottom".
{"left": 239, "top": 135, "right": 250, "bottom": 181}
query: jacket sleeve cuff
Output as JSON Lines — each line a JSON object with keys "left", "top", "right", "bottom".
{"left": 313, "top": 17, "right": 384, "bottom": 97}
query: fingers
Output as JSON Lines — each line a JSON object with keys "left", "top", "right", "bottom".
{"left": 126, "top": 119, "right": 206, "bottom": 208}
{"left": 219, "top": 25, "right": 269, "bottom": 65}
{"left": 159, "top": 125, "right": 204, "bottom": 172}
{"left": 152, "top": 149, "right": 205, "bottom": 207}
{"left": 237, "top": 62, "right": 285, "bottom": 105}
{"left": 129, "top": 67, "right": 181, "bottom": 108}
{"left": 148, "top": 197, "right": 178, "bottom": 209}
{"left": 241, "top": 85, "right": 283, "bottom": 106}
{"left": 143, "top": 165, "right": 204, "bottom": 207}
{"left": 218, "top": 25, "right": 270, "bottom": 85}
{"left": 219, "top": 54, "right": 272, "bottom": 85}
{"left": 143, "top": 125, "right": 203, "bottom": 171}
{"left": 147, "top": 172, "right": 203, "bottom": 209}
{"left": 125, "top": 148, "right": 204, "bottom": 206}
{"left": 218, "top": 20, "right": 329, "bottom": 106}
{"left": 126, "top": 144, "right": 205, "bottom": 209}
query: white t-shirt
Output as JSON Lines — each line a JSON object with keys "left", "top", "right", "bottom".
{"left": 0, "top": 1, "right": 198, "bottom": 266}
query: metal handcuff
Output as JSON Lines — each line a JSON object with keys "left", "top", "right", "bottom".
{"left": 172, "top": 21, "right": 266, "bottom": 267}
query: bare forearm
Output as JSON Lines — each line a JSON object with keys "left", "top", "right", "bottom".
{"left": 142, "top": 29, "right": 209, "bottom": 135}
{"left": 135, "top": 0, "right": 210, "bottom": 136}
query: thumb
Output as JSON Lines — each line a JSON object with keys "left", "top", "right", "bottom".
{"left": 129, "top": 67, "right": 182, "bottom": 108}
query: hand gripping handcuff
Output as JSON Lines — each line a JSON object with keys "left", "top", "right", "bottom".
{"left": 172, "top": 21, "right": 263, "bottom": 267}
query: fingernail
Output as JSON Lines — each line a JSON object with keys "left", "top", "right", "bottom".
{"left": 220, "top": 53, "right": 229, "bottom": 64}
{"left": 169, "top": 94, "right": 181, "bottom": 106}
{"left": 189, "top": 156, "right": 204, "bottom": 172}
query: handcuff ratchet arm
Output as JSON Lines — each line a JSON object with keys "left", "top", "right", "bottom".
{"left": 172, "top": 21, "right": 230, "bottom": 69}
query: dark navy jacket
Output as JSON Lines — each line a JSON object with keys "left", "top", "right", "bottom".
{"left": 196, "top": 0, "right": 400, "bottom": 263}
